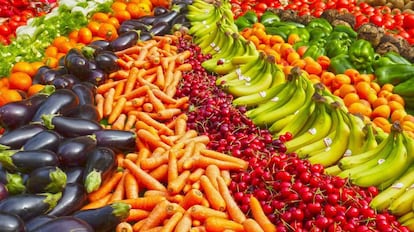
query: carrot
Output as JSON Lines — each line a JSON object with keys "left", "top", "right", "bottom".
{"left": 152, "top": 88, "right": 177, "bottom": 104}
{"left": 115, "top": 40, "right": 157, "bottom": 56}
{"left": 220, "top": 170, "right": 231, "bottom": 186}
{"left": 125, "top": 172, "right": 139, "bottom": 199}
{"left": 88, "top": 171, "right": 124, "bottom": 201}
{"left": 135, "top": 120, "right": 159, "bottom": 136}
{"left": 176, "top": 129, "right": 198, "bottom": 144}
{"left": 167, "top": 151, "right": 178, "bottom": 184}
{"left": 149, "top": 164, "right": 168, "bottom": 182}
{"left": 143, "top": 102, "right": 154, "bottom": 112}
{"left": 185, "top": 135, "right": 210, "bottom": 145}
{"left": 179, "top": 189, "right": 204, "bottom": 210}
{"left": 174, "top": 116, "right": 187, "bottom": 136}
{"left": 136, "top": 141, "right": 151, "bottom": 164}
{"left": 114, "top": 79, "right": 126, "bottom": 99}
{"left": 124, "top": 67, "right": 139, "bottom": 95}
{"left": 103, "top": 88, "right": 116, "bottom": 117}
{"left": 200, "top": 149, "right": 248, "bottom": 170}
{"left": 97, "top": 79, "right": 126, "bottom": 94}
{"left": 140, "top": 154, "right": 169, "bottom": 170}
{"left": 109, "top": 97, "right": 128, "bottom": 124}
{"left": 147, "top": 88, "right": 166, "bottom": 112}
{"left": 125, "top": 114, "right": 137, "bottom": 131}
{"left": 116, "top": 221, "right": 134, "bottom": 232}
{"left": 189, "top": 205, "right": 228, "bottom": 221}
{"left": 125, "top": 153, "right": 139, "bottom": 163}
{"left": 204, "top": 217, "right": 244, "bottom": 232}
{"left": 139, "top": 200, "right": 170, "bottom": 231}
{"left": 165, "top": 70, "right": 182, "bottom": 97}
{"left": 137, "top": 129, "right": 171, "bottom": 150}
{"left": 185, "top": 155, "right": 245, "bottom": 171}
{"left": 119, "top": 85, "right": 149, "bottom": 100}
{"left": 176, "top": 63, "right": 192, "bottom": 72}
{"left": 155, "top": 65, "right": 165, "bottom": 89}
{"left": 123, "top": 159, "right": 167, "bottom": 192}
{"left": 199, "top": 175, "right": 226, "bottom": 211}
{"left": 242, "top": 219, "right": 265, "bottom": 232}
{"left": 111, "top": 113, "right": 127, "bottom": 130}
{"left": 109, "top": 171, "right": 127, "bottom": 203}
{"left": 152, "top": 108, "right": 182, "bottom": 121}
{"left": 111, "top": 69, "right": 130, "bottom": 80}
{"left": 151, "top": 147, "right": 167, "bottom": 158}
{"left": 160, "top": 211, "right": 184, "bottom": 232}
{"left": 135, "top": 112, "right": 174, "bottom": 136}
{"left": 188, "top": 168, "right": 205, "bottom": 183}
{"left": 137, "top": 71, "right": 160, "bottom": 90}
{"left": 177, "top": 141, "right": 196, "bottom": 172}
{"left": 95, "top": 93, "right": 104, "bottom": 120}
{"left": 174, "top": 212, "right": 192, "bottom": 232}
{"left": 189, "top": 226, "right": 206, "bottom": 232}
{"left": 163, "top": 60, "right": 175, "bottom": 89}
{"left": 167, "top": 170, "right": 191, "bottom": 194}
{"left": 81, "top": 193, "right": 112, "bottom": 210}
{"left": 117, "top": 58, "right": 132, "bottom": 69}
{"left": 205, "top": 165, "right": 220, "bottom": 190}
{"left": 168, "top": 96, "right": 189, "bottom": 109}
{"left": 132, "top": 219, "right": 146, "bottom": 232}
{"left": 216, "top": 176, "right": 246, "bottom": 223}
{"left": 126, "top": 209, "right": 150, "bottom": 222}
{"left": 249, "top": 196, "right": 276, "bottom": 232}
{"left": 117, "top": 195, "right": 166, "bottom": 210}
{"left": 176, "top": 50, "right": 191, "bottom": 64}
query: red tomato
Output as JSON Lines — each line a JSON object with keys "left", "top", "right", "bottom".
{"left": 370, "top": 14, "right": 383, "bottom": 26}
{"left": 403, "top": 14, "right": 414, "bottom": 30}
{"left": 0, "top": 24, "right": 10, "bottom": 36}
{"left": 254, "top": 2, "right": 267, "bottom": 13}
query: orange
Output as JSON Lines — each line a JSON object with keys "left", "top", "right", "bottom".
{"left": 388, "top": 100, "right": 404, "bottom": 112}
{"left": 343, "top": 92, "right": 360, "bottom": 107}
{"left": 371, "top": 105, "right": 391, "bottom": 119}
{"left": 355, "top": 81, "right": 372, "bottom": 100}
{"left": 348, "top": 101, "right": 372, "bottom": 118}
{"left": 381, "top": 83, "right": 394, "bottom": 92}
{"left": 391, "top": 109, "right": 407, "bottom": 122}
{"left": 9, "top": 72, "right": 32, "bottom": 91}
{"left": 338, "top": 84, "right": 356, "bottom": 98}
{"left": 11, "top": 61, "right": 36, "bottom": 77}
{"left": 27, "top": 84, "right": 45, "bottom": 97}
{"left": 1, "top": 89, "right": 22, "bottom": 103}
{"left": 331, "top": 74, "right": 351, "bottom": 91}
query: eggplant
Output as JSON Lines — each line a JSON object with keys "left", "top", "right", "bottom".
{"left": 134, "top": 15, "right": 156, "bottom": 25}
{"left": 153, "top": 6, "right": 168, "bottom": 16}
{"left": 57, "top": 135, "right": 97, "bottom": 167}
{"left": 140, "top": 31, "right": 153, "bottom": 41}
{"left": 72, "top": 202, "right": 130, "bottom": 232}
{"left": 50, "top": 75, "right": 74, "bottom": 89}
{"left": 63, "top": 104, "right": 100, "bottom": 122}
{"left": 64, "top": 167, "right": 84, "bottom": 184}
{"left": 65, "top": 56, "right": 90, "bottom": 80}
{"left": 88, "top": 40, "right": 111, "bottom": 51}
{"left": 119, "top": 20, "right": 151, "bottom": 34}
{"left": 71, "top": 83, "right": 95, "bottom": 105}
{"left": 37, "top": 69, "right": 60, "bottom": 85}
{"left": 31, "top": 216, "right": 93, "bottom": 232}
{"left": 0, "top": 170, "right": 25, "bottom": 195}
{"left": 171, "top": 13, "right": 190, "bottom": 27}
{"left": 42, "top": 114, "right": 102, "bottom": 138}
{"left": 32, "top": 89, "right": 80, "bottom": 122}
{"left": 25, "top": 215, "right": 56, "bottom": 232}
{"left": 22, "top": 130, "right": 61, "bottom": 152}
{"left": 0, "top": 124, "right": 46, "bottom": 149}
{"left": 26, "top": 166, "right": 66, "bottom": 194}
{"left": 48, "top": 183, "right": 87, "bottom": 217}
{"left": 83, "top": 147, "right": 116, "bottom": 193}
{"left": 109, "top": 30, "right": 139, "bottom": 52}
{"left": 84, "top": 68, "right": 108, "bottom": 86}
{"left": 153, "top": 10, "right": 180, "bottom": 26}
{"left": 32, "top": 66, "right": 52, "bottom": 84}
{"left": 0, "top": 192, "right": 62, "bottom": 221}
{"left": 0, "top": 183, "right": 8, "bottom": 201}
{"left": 94, "top": 51, "right": 120, "bottom": 74}
{"left": 0, "top": 149, "right": 59, "bottom": 173}
{"left": 0, "top": 212, "right": 25, "bottom": 232}
{"left": 149, "top": 21, "right": 171, "bottom": 36}
{"left": 0, "top": 93, "right": 48, "bottom": 130}
{"left": 93, "top": 130, "right": 136, "bottom": 153}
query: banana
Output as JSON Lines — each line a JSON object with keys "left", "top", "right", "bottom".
{"left": 337, "top": 128, "right": 396, "bottom": 170}
{"left": 389, "top": 184, "right": 414, "bottom": 216}
{"left": 342, "top": 113, "right": 366, "bottom": 156}
{"left": 215, "top": 54, "right": 261, "bottom": 85}
{"left": 202, "top": 25, "right": 231, "bottom": 56}
{"left": 351, "top": 131, "right": 410, "bottom": 188}
{"left": 402, "top": 218, "right": 414, "bottom": 231}
{"left": 369, "top": 165, "right": 414, "bottom": 211}
{"left": 324, "top": 165, "right": 342, "bottom": 176}
{"left": 268, "top": 114, "right": 296, "bottom": 134}
{"left": 307, "top": 106, "right": 351, "bottom": 167}
{"left": 404, "top": 131, "right": 414, "bottom": 162}
{"left": 360, "top": 123, "right": 378, "bottom": 152}
{"left": 399, "top": 211, "right": 414, "bottom": 224}
{"left": 186, "top": 4, "right": 215, "bottom": 21}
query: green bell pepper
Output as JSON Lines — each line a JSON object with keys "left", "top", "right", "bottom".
{"left": 325, "top": 32, "right": 352, "bottom": 58}
{"left": 289, "top": 27, "right": 310, "bottom": 43}
{"left": 260, "top": 10, "right": 280, "bottom": 27}
{"left": 235, "top": 16, "right": 252, "bottom": 31}
{"left": 303, "top": 44, "right": 326, "bottom": 60}
{"left": 333, "top": 25, "right": 357, "bottom": 39}
{"left": 242, "top": 10, "right": 258, "bottom": 24}
{"left": 383, "top": 52, "right": 411, "bottom": 65}
{"left": 329, "top": 54, "right": 355, "bottom": 74}
{"left": 393, "top": 78, "right": 414, "bottom": 97}
{"left": 265, "top": 25, "right": 296, "bottom": 41}
{"left": 306, "top": 18, "right": 333, "bottom": 35}
{"left": 375, "top": 63, "right": 414, "bottom": 85}
{"left": 348, "top": 39, "right": 376, "bottom": 73}
{"left": 372, "top": 56, "right": 396, "bottom": 70}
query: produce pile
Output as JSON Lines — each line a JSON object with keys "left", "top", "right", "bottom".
{"left": 1, "top": 0, "right": 414, "bottom": 231}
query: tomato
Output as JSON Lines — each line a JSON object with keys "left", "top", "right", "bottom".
{"left": 369, "top": 15, "right": 383, "bottom": 26}
{"left": 254, "top": 2, "right": 267, "bottom": 13}
{"left": 0, "top": 24, "right": 10, "bottom": 36}
{"left": 0, "top": 35, "right": 7, "bottom": 45}
{"left": 403, "top": 14, "right": 414, "bottom": 30}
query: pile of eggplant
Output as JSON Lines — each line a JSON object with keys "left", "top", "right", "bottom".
{"left": 0, "top": 55, "right": 135, "bottom": 231}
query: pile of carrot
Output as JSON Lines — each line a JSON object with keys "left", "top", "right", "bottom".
{"left": 84, "top": 35, "right": 277, "bottom": 232}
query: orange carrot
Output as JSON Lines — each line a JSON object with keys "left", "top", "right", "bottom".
{"left": 109, "top": 97, "right": 127, "bottom": 124}
{"left": 174, "top": 212, "right": 192, "bottom": 232}
{"left": 103, "top": 88, "right": 116, "bottom": 117}
{"left": 88, "top": 171, "right": 124, "bottom": 201}
{"left": 117, "top": 58, "right": 132, "bottom": 69}
{"left": 220, "top": 170, "right": 231, "bottom": 186}
{"left": 140, "top": 154, "right": 169, "bottom": 170}
{"left": 117, "top": 195, "right": 166, "bottom": 210}
{"left": 167, "top": 151, "right": 179, "bottom": 184}
{"left": 179, "top": 189, "right": 204, "bottom": 210}
{"left": 163, "top": 60, "right": 175, "bottom": 88}
{"left": 200, "top": 149, "right": 248, "bottom": 170}
{"left": 124, "top": 67, "right": 139, "bottom": 95}
{"left": 185, "top": 155, "right": 245, "bottom": 171}
{"left": 109, "top": 171, "right": 127, "bottom": 203}
{"left": 116, "top": 222, "right": 134, "bottom": 232}
{"left": 160, "top": 211, "right": 184, "bottom": 232}
{"left": 147, "top": 88, "right": 166, "bottom": 112}
{"left": 111, "top": 113, "right": 127, "bottom": 130}
{"left": 119, "top": 85, "right": 149, "bottom": 100}
{"left": 149, "top": 164, "right": 168, "bottom": 182}
{"left": 243, "top": 219, "right": 265, "bottom": 232}
{"left": 167, "top": 170, "right": 191, "bottom": 194}
{"left": 189, "top": 205, "right": 228, "bottom": 221}
{"left": 137, "top": 129, "right": 171, "bottom": 150}
{"left": 205, "top": 165, "right": 220, "bottom": 190}
{"left": 125, "top": 172, "right": 139, "bottom": 199}
{"left": 174, "top": 116, "right": 187, "bottom": 136}
{"left": 125, "top": 153, "right": 139, "bottom": 163}
{"left": 250, "top": 196, "right": 276, "bottom": 232}
{"left": 114, "top": 80, "right": 126, "bottom": 99}
{"left": 189, "top": 226, "right": 206, "bottom": 232}
{"left": 81, "top": 193, "right": 112, "bottom": 210}
{"left": 217, "top": 176, "right": 246, "bottom": 223}
{"left": 168, "top": 96, "right": 189, "bottom": 109}
{"left": 199, "top": 175, "right": 226, "bottom": 211}
{"left": 152, "top": 88, "right": 177, "bottom": 104}
{"left": 155, "top": 65, "right": 165, "bottom": 89}
{"left": 177, "top": 141, "right": 196, "bottom": 172}
{"left": 143, "top": 102, "right": 154, "bottom": 112}
{"left": 139, "top": 200, "right": 170, "bottom": 231}
{"left": 204, "top": 217, "right": 244, "bottom": 232}
{"left": 135, "top": 120, "right": 159, "bottom": 137}
{"left": 136, "top": 141, "right": 151, "bottom": 164}
{"left": 132, "top": 219, "right": 146, "bottom": 232}
{"left": 165, "top": 70, "right": 182, "bottom": 97}
{"left": 123, "top": 159, "right": 167, "bottom": 192}
{"left": 125, "top": 114, "right": 137, "bottom": 131}
{"left": 152, "top": 108, "right": 182, "bottom": 121}
{"left": 97, "top": 79, "right": 126, "bottom": 94}
{"left": 95, "top": 93, "right": 104, "bottom": 120}
{"left": 111, "top": 69, "right": 130, "bottom": 80}
{"left": 176, "top": 129, "right": 198, "bottom": 143}
{"left": 126, "top": 209, "right": 150, "bottom": 222}
{"left": 176, "top": 63, "right": 192, "bottom": 72}
{"left": 137, "top": 72, "right": 160, "bottom": 90}
{"left": 188, "top": 168, "right": 205, "bottom": 183}
{"left": 135, "top": 112, "right": 174, "bottom": 136}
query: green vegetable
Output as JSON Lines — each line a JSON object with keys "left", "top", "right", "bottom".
{"left": 333, "top": 25, "right": 357, "bottom": 39}
{"left": 348, "top": 39, "right": 376, "bottom": 73}
{"left": 290, "top": 27, "right": 310, "bottom": 43}
{"left": 393, "top": 78, "right": 414, "bottom": 97}
{"left": 325, "top": 32, "right": 352, "bottom": 58}
{"left": 242, "top": 10, "right": 258, "bottom": 24}
{"left": 235, "top": 16, "right": 252, "bottom": 31}
{"left": 373, "top": 56, "right": 396, "bottom": 70}
{"left": 260, "top": 10, "right": 280, "bottom": 27}
{"left": 383, "top": 52, "right": 411, "bottom": 65}
{"left": 329, "top": 54, "right": 355, "bottom": 74}
{"left": 375, "top": 64, "right": 414, "bottom": 85}
{"left": 303, "top": 44, "right": 326, "bottom": 60}
{"left": 306, "top": 18, "right": 332, "bottom": 37}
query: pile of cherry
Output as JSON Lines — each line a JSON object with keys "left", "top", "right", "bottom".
{"left": 174, "top": 37, "right": 409, "bottom": 231}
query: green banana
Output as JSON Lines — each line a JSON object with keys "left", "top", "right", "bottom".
{"left": 402, "top": 218, "right": 414, "bottom": 231}
{"left": 215, "top": 54, "right": 261, "bottom": 85}
{"left": 360, "top": 123, "right": 378, "bottom": 152}
{"left": 324, "top": 165, "right": 342, "bottom": 176}
{"left": 370, "top": 165, "right": 414, "bottom": 211}
{"left": 342, "top": 113, "right": 366, "bottom": 156}
{"left": 351, "top": 131, "right": 409, "bottom": 188}
{"left": 399, "top": 211, "right": 414, "bottom": 224}
{"left": 389, "top": 184, "right": 414, "bottom": 216}
{"left": 307, "top": 105, "right": 351, "bottom": 167}
{"left": 268, "top": 114, "right": 296, "bottom": 133}
{"left": 202, "top": 25, "right": 231, "bottom": 56}
{"left": 222, "top": 53, "right": 267, "bottom": 88}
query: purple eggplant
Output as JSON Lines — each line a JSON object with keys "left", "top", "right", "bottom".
{"left": 72, "top": 202, "right": 130, "bottom": 232}
{"left": 32, "top": 66, "right": 52, "bottom": 84}
{"left": 42, "top": 114, "right": 102, "bottom": 138}
{"left": 84, "top": 68, "right": 108, "bottom": 86}
{"left": 32, "top": 89, "right": 80, "bottom": 122}
{"left": 22, "top": 130, "right": 61, "bottom": 152}
{"left": 83, "top": 147, "right": 116, "bottom": 193}
{"left": 71, "top": 83, "right": 95, "bottom": 105}
{"left": 118, "top": 20, "right": 151, "bottom": 34}
{"left": 149, "top": 21, "right": 171, "bottom": 36}
{"left": 94, "top": 51, "right": 120, "bottom": 74}
{"left": 57, "top": 135, "right": 96, "bottom": 167}
{"left": 26, "top": 166, "right": 67, "bottom": 194}
{"left": 48, "top": 183, "right": 87, "bottom": 217}
{"left": 154, "top": 6, "right": 168, "bottom": 16}
{"left": 25, "top": 215, "right": 56, "bottom": 232}
{"left": 0, "top": 183, "right": 8, "bottom": 201}
{"left": 64, "top": 167, "right": 84, "bottom": 184}
{"left": 0, "top": 212, "right": 25, "bottom": 232}
{"left": 31, "top": 216, "right": 93, "bottom": 232}
{"left": 0, "top": 192, "right": 61, "bottom": 221}
{"left": 64, "top": 104, "right": 100, "bottom": 122}
{"left": 50, "top": 75, "right": 75, "bottom": 89}
{"left": 93, "top": 129, "right": 136, "bottom": 153}
{"left": 0, "top": 124, "right": 46, "bottom": 149}
{"left": 88, "top": 40, "right": 111, "bottom": 51}
{"left": 153, "top": 8, "right": 180, "bottom": 26}
{"left": 0, "top": 149, "right": 59, "bottom": 173}
{"left": 109, "top": 30, "right": 139, "bottom": 52}
{"left": 0, "top": 93, "right": 48, "bottom": 130}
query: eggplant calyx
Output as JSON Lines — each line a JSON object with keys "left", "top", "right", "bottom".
{"left": 84, "top": 169, "right": 102, "bottom": 194}
{"left": 5, "top": 172, "right": 26, "bottom": 195}
{"left": 110, "top": 202, "right": 131, "bottom": 220}
{"left": 45, "top": 167, "right": 67, "bottom": 193}
{"left": 42, "top": 192, "right": 63, "bottom": 212}
{"left": 81, "top": 46, "right": 96, "bottom": 60}
{"left": 0, "top": 144, "right": 10, "bottom": 151}
{"left": 39, "top": 85, "right": 56, "bottom": 96}
{"left": 41, "top": 114, "right": 59, "bottom": 130}
{"left": 0, "top": 150, "right": 18, "bottom": 171}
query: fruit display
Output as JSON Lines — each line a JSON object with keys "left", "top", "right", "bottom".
{"left": 1, "top": 0, "right": 414, "bottom": 231}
